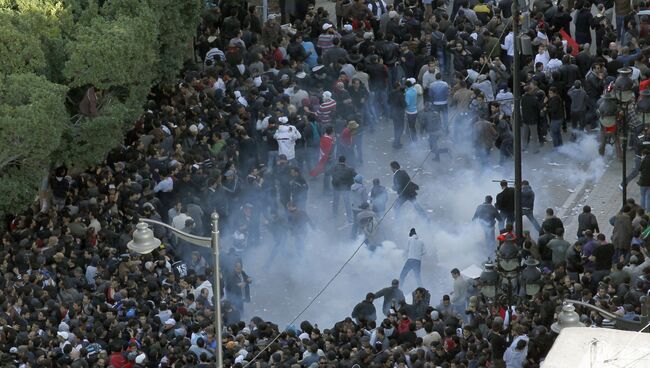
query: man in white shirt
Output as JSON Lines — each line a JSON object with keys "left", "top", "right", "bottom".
{"left": 501, "top": 31, "right": 514, "bottom": 69}
{"left": 534, "top": 44, "right": 550, "bottom": 68}
{"left": 273, "top": 117, "right": 302, "bottom": 162}
{"left": 399, "top": 228, "right": 425, "bottom": 287}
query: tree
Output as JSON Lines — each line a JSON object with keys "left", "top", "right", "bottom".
{"left": 0, "top": 73, "right": 68, "bottom": 215}
{"left": 0, "top": 0, "right": 202, "bottom": 217}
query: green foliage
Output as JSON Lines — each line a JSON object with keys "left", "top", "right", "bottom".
{"left": 0, "top": 73, "right": 68, "bottom": 215}
{"left": 0, "top": 0, "right": 203, "bottom": 216}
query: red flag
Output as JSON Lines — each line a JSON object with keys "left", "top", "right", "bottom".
{"left": 559, "top": 29, "right": 579, "bottom": 56}
{"left": 309, "top": 135, "right": 334, "bottom": 177}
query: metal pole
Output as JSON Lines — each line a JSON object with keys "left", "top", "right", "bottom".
{"left": 622, "top": 106, "right": 628, "bottom": 206}
{"left": 262, "top": 0, "right": 268, "bottom": 26}
{"left": 512, "top": 3, "right": 523, "bottom": 239}
{"left": 211, "top": 212, "right": 223, "bottom": 368}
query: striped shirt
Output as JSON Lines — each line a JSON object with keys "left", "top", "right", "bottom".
{"left": 317, "top": 100, "right": 337, "bottom": 124}
{"left": 317, "top": 33, "right": 340, "bottom": 52}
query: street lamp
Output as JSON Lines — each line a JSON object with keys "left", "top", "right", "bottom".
{"left": 480, "top": 262, "right": 499, "bottom": 299}
{"left": 520, "top": 258, "right": 542, "bottom": 296}
{"left": 497, "top": 236, "right": 520, "bottom": 273}
{"left": 551, "top": 303, "right": 585, "bottom": 333}
{"left": 614, "top": 67, "right": 635, "bottom": 103}
{"left": 599, "top": 68, "right": 635, "bottom": 206}
{"left": 128, "top": 213, "right": 223, "bottom": 368}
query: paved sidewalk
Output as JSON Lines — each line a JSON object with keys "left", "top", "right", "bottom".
{"left": 562, "top": 157, "right": 631, "bottom": 243}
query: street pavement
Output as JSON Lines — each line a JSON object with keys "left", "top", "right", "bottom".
{"left": 238, "top": 0, "right": 626, "bottom": 328}
{"left": 237, "top": 116, "right": 628, "bottom": 328}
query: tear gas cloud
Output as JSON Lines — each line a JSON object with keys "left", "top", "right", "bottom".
{"left": 204, "top": 109, "right": 610, "bottom": 328}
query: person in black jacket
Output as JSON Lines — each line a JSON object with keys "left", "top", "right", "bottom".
{"left": 351, "top": 293, "right": 377, "bottom": 323}
{"left": 546, "top": 87, "right": 565, "bottom": 147}
{"left": 390, "top": 161, "right": 429, "bottom": 222}
{"left": 329, "top": 155, "right": 357, "bottom": 223}
{"left": 521, "top": 180, "right": 542, "bottom": 233}
{"left": 495, "top": 180, "right": 515, "bottom": 230}
{"left": 520, "top": 84, "right": 542, "bottom": 153}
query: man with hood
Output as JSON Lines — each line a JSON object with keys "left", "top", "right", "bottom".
{"left": 399, "top": 228, "right": 425, "bottom": 287}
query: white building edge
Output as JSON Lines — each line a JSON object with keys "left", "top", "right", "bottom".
{"left": 543, "top": 327, "right": 650, "bottom": 368}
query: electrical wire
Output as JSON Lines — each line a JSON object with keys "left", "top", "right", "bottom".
{"left": 242, "top": 149, "right": 434, "bottom": 368}
{"left": 242, "top": 14, "right": 517, "bottom": 368}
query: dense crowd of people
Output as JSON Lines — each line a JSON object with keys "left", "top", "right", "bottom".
{"left": 2, "top": 0, "right": 650, "bottom": 367}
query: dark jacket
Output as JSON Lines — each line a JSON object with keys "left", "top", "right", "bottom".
{"left": 472, "top": 203, "right": 501, "bottom": 226}
{"left": 374, "top": 286, "right": 406, "bottom": 315}
{"left": 638, "top": 155, "right": 650, "bottom": 187}
{"left": 521, "top": 92, "right": 542, "bottom": 125}
{"left": 521, "top": 185, "right": 535, "bottom": 211}
{"left": 495, "top": 187, "right": 515, "bottom": 212}
{"left": 351, "top": 300, "right": 377, "bottom": 322}
{"left": 546, "top": 95, "right": 565, "bottom": 120}
{"left": 577, "top": 212, "right": 600, "bottom": 237}
{"left": 330, "top": 163, "right": 356, "bottom": 191}
{"left": 393, "top": 169, "right": 418, "bottom": 199}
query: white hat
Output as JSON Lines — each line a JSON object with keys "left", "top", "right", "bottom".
{"left": 267, "top": 14, "right": 278, "bottom": 21}
{"left": 343, "top": 24, "right": 353, "bottom": 31}
{"left": 57, "top": 331, "right": 69, "bottom": 340}
{"left": 9, "top": 347, "right": 18, "bottom": 354}
{"left": 59, "top": 321, "right": 70, "bottom": 332}
{"left": 164, "top": 318, "right": 176, "bottom": 325}
{"left": 189, "top": 124, "right": 198, "bottom": 133}
{"left": 389, "top": 11, "right": 398, "bottom": 19}
{"left": 253, "top": 76, "right": 262, "bottom": 87}
{"left": 322, "top": 91, "right": 332, "bottom": 100}
{"left": 234, "top": 90, "right": 242, "bottom": 98}
{"left": 207, "top": 36, "right": 217, "bottom": 43}
{"left": 298, "top": 332, "right": 310, "bottom": 340}
{"left": 431, "top": 311, "right": 440, "bottom": 320}
{"left": 296, "top": 71, "right": 307, "bottom": 79}
{"left": 322, "top": 23, "right": 333, "bottom": 31}
{"left": 235, "top": 355, "right": 245, "bottom": 364}
{"left": 407, "top": 77, "right": 416, "bottom": 84}
{"left": 278, "top": 116, "right": 289, "bottom": 124}
{"left": 363, "top": 32, "right": 374, "bottom": 40}
{"left": 135, "top": 353, "right": 146, "bottom": 364}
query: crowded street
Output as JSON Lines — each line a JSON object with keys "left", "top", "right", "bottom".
{"left": 1, "top": 0, "right": 650, "bottom": 367}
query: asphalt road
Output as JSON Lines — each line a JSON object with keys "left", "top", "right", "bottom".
{"left": 237, "top": 118, "right": 614, "bottom": 328}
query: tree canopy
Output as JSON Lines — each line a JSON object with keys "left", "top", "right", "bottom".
{"left": 0, "top": 0, "right": 202, "bottom": 216}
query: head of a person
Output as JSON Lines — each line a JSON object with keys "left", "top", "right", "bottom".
{"left": 500, "top": 180, "right": 508, "bottom": 189}
{"left": 390, "top": 161, "right": 400, "bottom": 172}
{"left": 485, "top": 195, "right": 493, "bottom": 204}
{"left": 451, "top": 268, "right": 460, "bottom": 279}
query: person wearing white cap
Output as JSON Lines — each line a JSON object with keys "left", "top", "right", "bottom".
{"left": 273, "top": 116, "right": 302, "bottom": 162}
{"left": 317, "top": 23, "right": 340, "bottom": 54}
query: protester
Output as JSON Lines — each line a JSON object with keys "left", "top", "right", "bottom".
{"left": 3, "top": 1, "right": 650, "bottom": 367}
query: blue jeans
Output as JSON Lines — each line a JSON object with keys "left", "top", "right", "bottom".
{"left": 550, "top": 119, "right": 563, "bottom": 147}
{"left": 641, "top": 186, "right": 650, "bottom": 212}
{"left": 395, "top": 196, "right": 429, "bottom": 222}
{"left": 616, "top": 15, "right": 626, "bottom": 40}
{"left": 333, "top": 189, "right": 353, "bottom": 222}
{"left": 523, "top": 209, "right": 542, "bottom": 232}
{"left": 399, "top": 259, "right": 422, "bottom": 287}
{"left": 481, "top": 223, "right": 496, "bottom": 257}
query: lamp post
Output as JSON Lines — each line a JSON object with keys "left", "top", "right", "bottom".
{"left": 128, "top": 213, "right": 223, "bottom": 368}
{"left": 479, "top": 236, "right": 541, "bottom": 324}
{"left": 551, "top": 303, "right": 585, "bottom": 333}
{"left": 598, "top": 68, "right": 635, "bottom": 206}
{"left": 563, "top": 296, "right": 650, "bottom": 332}
{"left": 512, "top": 0, "right": 523, "bottom": 239}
